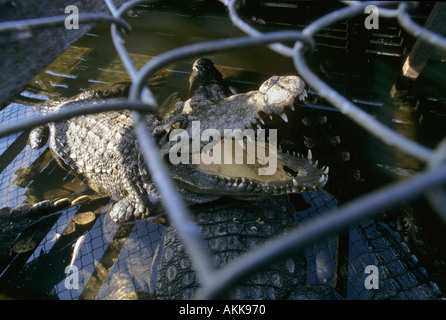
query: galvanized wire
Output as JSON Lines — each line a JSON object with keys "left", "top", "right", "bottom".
{"left": 0, "top": 99, "right": 155, "bottom": 137}
{"left": 0, "top": 0, "right": 445, "bottom": 299}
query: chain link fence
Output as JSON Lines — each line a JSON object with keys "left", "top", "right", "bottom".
{"left": 0, "top": 0, "right": 445, "bottom": 299}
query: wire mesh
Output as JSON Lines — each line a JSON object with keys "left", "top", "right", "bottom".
{"left": 0, "top": 0, "right": 445, "bottom": 300}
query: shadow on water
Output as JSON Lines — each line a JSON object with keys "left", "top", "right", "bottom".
{"left": 0, "top": 2, "right": 445, "bottom": 299}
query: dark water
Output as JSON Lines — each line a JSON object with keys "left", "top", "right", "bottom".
{"left": 0, "top": 2, "right": 445, "bottom": 299}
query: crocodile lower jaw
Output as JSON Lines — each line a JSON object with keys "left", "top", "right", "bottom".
{"left": 195, "top": 152, "right": 328, "bottom": 195}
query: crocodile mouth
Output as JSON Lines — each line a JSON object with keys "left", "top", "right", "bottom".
{"left": 196, "top": 145, "right": 329, "bottom": 194}
{"left": 177, "top": 104, "right": 329, "bottom": 196}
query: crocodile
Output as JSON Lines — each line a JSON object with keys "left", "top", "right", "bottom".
{"left": 29, "top": 58, "right": 328, "bottom": 223}
{"left": 28, "top": 58, "right": 443, "bottom": 300}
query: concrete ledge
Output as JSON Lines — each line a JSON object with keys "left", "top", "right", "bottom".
{"left": 0, "top": 0, "right": 125, "bottom": 103}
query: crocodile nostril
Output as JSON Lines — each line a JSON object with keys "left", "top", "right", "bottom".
{"left": 283, "top": 166, "right": 297, "bottom": 176}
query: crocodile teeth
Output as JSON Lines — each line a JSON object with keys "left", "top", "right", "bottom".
{"left": 323, "top": 166, "right": 329, "bottom": 174}
{"left": 307, "top": 149, "right": 312, "bottom": 160}
{"left": 318, "top": 175, "right": 325, "bottom": 183}
{"left": 292, "top": 179, "right": 298, "bottom": 187}
{"left": 269, "top": 115, "right": 273, "bottom": 120}
{"left": 256, "top": 123, "right": 262, "bottom": 129}
{"left": 253, "top": 184, "right": 262, "bottom": 193}
{"left": 280, "top": 113, "right": 288, "bottom": 123}
{"left": 290, "top": 106, "right": 295, "bottom": 111}
{"left": 245, "top": 181, "right": 254, "bottom": 192}
{"left": 237, "top": 178, "right": 247, "bottom": 190}
{"left": 259, "top": 118, "right": 265, "bottom": 125}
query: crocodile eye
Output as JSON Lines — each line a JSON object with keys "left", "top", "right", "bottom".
{"left": 171, "top": 121, "right": 181, "bottom": 129}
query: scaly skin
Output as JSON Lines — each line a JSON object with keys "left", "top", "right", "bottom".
{"left": 26, "top": 59, "right": 444, "bottom": 300}
{"left": 30, "top": 60, "right": 327, "bottom": 222}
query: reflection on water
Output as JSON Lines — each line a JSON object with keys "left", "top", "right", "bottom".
{"left": 0, "top": 3, "right": 445, "bottom": 299}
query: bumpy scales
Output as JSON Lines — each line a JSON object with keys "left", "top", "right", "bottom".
{"left": 30, "top": 59, "right": 328, "bottom": 222}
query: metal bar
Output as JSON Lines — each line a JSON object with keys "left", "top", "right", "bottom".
{"left": 400, "top": 2, "right": 446, "bottom": 80}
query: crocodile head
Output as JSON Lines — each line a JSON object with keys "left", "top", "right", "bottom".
{"left": 154, "top": 59, "right": 328, "bottom": 203}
